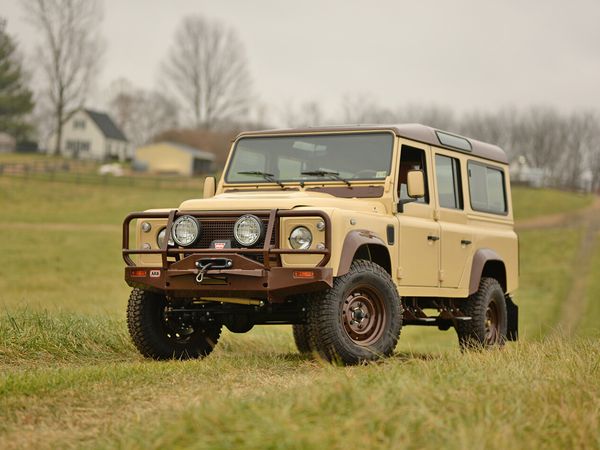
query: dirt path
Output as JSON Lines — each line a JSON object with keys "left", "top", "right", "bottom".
{"left": 532, "top": 196, "right": 600, "bottom": 336}
{"left": 516, "top": 196, "right": 600, "bottom": 231}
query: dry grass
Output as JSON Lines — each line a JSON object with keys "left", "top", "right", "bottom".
{"left": 1, "top": 176, "right": 599, "bottom": 449}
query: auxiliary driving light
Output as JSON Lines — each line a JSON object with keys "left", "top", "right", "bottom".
{"left": 171, "top": 215, "right": 201, "bottom": 247}
{"left": 233, "top": 214, "right": 264, "bottom": 247}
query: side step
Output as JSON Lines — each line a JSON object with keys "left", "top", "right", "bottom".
{"left": 403, "top": 306, "right": 471, "bottom": 329}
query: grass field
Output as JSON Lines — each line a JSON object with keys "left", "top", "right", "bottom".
{"left": 1, "top": 174, "right": 599, "bottom": 449}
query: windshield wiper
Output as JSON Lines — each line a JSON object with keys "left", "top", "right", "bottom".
{"left": 301, "top": 170, "right": 352, "bottom": 187}
{"left": 237, "top": 171, "right": 285, "bottom": 188}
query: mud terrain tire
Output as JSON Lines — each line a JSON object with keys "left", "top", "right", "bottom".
{"left": 456, "top": 277, "right": 507, "bottom": 349}
{"left": 127, "top": 288, "right": 221, "bottom": 360}
{"left": 306, "top": 260, "right": 402, "bottom": 365}
{"left": 292, "top": 325, "right": 312, "bottom": 354}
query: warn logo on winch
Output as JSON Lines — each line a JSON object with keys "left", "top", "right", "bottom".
{"left": 211, "top": 240, "right": 231, "bottom": 249}
{"left": 149, "top": 270, "right": 161, "bottom": 278}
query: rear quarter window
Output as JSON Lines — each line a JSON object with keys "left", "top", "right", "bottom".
{"left": 468, "top": 161, "right": 507, "bottom": 215}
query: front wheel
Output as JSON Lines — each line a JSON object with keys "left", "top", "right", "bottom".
{"left": 456, "top": 277, "right": 507, "bottom": 349}
{"left": 127, "top": 288, "right": 221, "bottom": 360}
{"left": 306, "top": 260, "right": 402, "bottom": 365}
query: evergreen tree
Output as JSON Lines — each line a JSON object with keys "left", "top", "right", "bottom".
{"left": 0, "top": 18, "right": 34, "bottom": 142}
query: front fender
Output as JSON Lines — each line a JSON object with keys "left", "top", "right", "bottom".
{"left": 337, "top": 230, "right": 388, "bottom": 276}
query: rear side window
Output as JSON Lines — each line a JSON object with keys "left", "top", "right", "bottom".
{"left": 468, "top": 162, "right": 507, "bottom": 214}
{"left": 435, "top": 154, "right": 463, "bottom": 210}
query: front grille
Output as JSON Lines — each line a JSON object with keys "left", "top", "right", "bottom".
{"left": 193, "top": 218, "right": 277, "bottom": 249}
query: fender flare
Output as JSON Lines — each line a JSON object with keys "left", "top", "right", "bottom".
{"left": 337, "top": 230, "right": 389, "bottom": 276}
{"left": 469, "top": 248, "right": 505, "bottom": 295}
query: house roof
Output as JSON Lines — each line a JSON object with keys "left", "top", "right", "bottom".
{"left": 237, "top": 123, "right": 508, "bottom": 164}
{"left": 84, "top": 109, "right": 128, "bottom": 141}
{"left": 151, "top": 141, "right": 216, "bottom": 161}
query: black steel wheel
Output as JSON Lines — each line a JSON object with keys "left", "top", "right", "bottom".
{"left": 456, "top": 277, "right": 507, "bottom": 349}
{"left": 306, "top": 260, "right": 402, "bottom": 365}
{"left": 127, "top": 288, "right": 221, "bottom": 360}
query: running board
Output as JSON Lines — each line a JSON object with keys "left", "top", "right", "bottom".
{"left": 403, "top": 307, "right": 471, "bottom": 328}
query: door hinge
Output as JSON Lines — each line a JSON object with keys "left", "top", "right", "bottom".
{"left": 438, "top": 269, "right": 445, "bottom": 282}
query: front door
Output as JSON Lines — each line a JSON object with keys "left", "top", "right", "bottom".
{"left": 396, "top": 142, "right": 440, "bottom": 287}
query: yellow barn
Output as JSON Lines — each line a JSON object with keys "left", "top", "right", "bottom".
{"left": 134, "top": 141, "right": 215, "bottom": 176}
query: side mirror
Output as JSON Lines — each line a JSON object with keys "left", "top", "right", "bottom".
{"left": 407, "top": 170, "right": 425, "bottom": 198}
{"left": 203, "top": 176, "right": 216, "bottom": 198}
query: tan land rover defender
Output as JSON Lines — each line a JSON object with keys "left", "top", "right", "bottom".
{"left": 123, "top": 124, "right": 519, "bottom": 364}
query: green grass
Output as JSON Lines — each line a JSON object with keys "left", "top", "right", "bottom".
{"left": 0, "top": 177, "right": 200, "bottom": 224}
{"left": 578, "top": 231, "right": 600, "bottom": 337}
{"left": 0, "top": 313, "right": 598, "bottom": 449}
{"left": 1, "top": 176, "right": 599, "bottom": 449}
{"left": 512, "top": 185, "right": 593, "bottom": 220}
{"left": 517, "top": 228, "right": 582, "bottom": 339}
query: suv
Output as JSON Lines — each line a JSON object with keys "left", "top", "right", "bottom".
{"left": 123, "top": 124, "right": 518, "bottom": 364}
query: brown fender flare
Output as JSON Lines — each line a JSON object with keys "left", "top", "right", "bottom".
{"left": 469, "top": 248, "right": 506, "bottom": 295}
{"left": 337, "top": 230, "right": 389, "bottom": 276}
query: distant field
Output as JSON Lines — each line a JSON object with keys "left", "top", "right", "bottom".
{"left": 512, "top": 185, "right": 593, "bottom": 220}
{"left": 0, "top": 175, "right": 598, "bottom": 449}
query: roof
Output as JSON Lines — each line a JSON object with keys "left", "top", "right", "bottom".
{"left": 84, "top": 109, "right": 128, "bottom": 141}
{"left": 143, "top": 141, "right": 215, "bottom": 161}
{"left": 236, "top": 123, "right": 508, "bottom": 164}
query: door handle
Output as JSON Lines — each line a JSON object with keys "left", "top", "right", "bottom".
{"left": 461, "top": 239, "right": 472, "bottom": 246}
{"left": 427, "top": 235, "right": 440, "bottom": 241}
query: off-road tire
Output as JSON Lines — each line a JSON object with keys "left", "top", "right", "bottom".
{"left": 292, "top": 325, "right": 312, "bottom": 354}
{"left": 456, "top": 277, "right": 507, "bottom": 349}
{"left": 306, "top": 260, "right": 402, "bottom": 365}
{"left": 291, "top": 294, "right": 313, "bottom": 354}
{"left": 127, "top": 288, "right": 221, "bottom": 360}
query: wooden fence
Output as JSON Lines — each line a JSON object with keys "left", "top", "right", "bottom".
{"left": 0, "top": 162, "right": 205, "bottom": 191}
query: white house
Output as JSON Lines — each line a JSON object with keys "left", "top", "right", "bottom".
{"left": 47, "top": 108, "right": 131, "bottom": 161}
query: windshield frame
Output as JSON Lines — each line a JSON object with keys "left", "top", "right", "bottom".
{"left": 223, "top": 130, "right": 396, "bottom": 186}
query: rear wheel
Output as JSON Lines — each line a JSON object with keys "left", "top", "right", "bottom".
{"left": 127, "top": 288, "right": 221, "bottom": 360}
{"left": 306, "top": 260, "right": 402, "bottom": 365}
{"left": 456, "top": 277, "right": 507, "bottom": 349}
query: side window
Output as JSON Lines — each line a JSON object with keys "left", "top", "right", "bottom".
{"left": 398, "top": 145, "right": 429, "bottom": 204}
{"left": 468, "top": 162, "right": 507, "bottom": 214}
{"left": 435, "top": 154, "right": 463, "bottom": 210}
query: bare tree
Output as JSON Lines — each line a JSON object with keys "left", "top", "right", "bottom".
{"left": 162, "top": 15, "right": 252, "bottom": 130}
{"left": 23, "top": 0, "right": 104, "bottom": 155}
{"left": 107, "top": 78, "right": 180, "bottom": 148}
{"left": 281, "top": 100, "right": 325, "bottom": 127}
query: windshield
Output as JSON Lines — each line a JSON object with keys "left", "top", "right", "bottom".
{"left": 225, "top": 132, "right": 394, "bottom": 184}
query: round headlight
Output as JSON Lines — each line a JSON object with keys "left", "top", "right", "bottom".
{"left": 157, "top": 227, "right": 174, "bottom": 248}
{"left": 171, "top": 215, "right": 200, "bottom": 247}
{"left": 233, "top": 214, "right": 264, "bottom": 247}
{"left": 289, "top": 226, "right": 312, "bottom": 249}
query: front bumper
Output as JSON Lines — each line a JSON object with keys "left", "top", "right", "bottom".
{"left": 123, "top": 209, "right": 332, "bottom": 302}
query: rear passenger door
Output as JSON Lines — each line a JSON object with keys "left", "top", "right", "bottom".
{"left": 433, "top": 151, "right": 473, "bottom": 288}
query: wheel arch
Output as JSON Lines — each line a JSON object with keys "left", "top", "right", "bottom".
{"left": 337, "top": 230, "right": 391, "bottom": 276}
{"left": 469, "top": 248, "right": 507, "bottom": 295}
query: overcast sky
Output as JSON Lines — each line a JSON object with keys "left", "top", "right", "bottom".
{"left": 4, "top": 0, "right": 600, "bottom": 123}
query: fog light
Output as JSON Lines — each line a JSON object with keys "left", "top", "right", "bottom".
{"left": 142, "top": 242, "right": 151, "bottom": 249}
{"left": 316, "top": 242, "right": 326, "bottom": 250}
{"left": 316, "top": 221, "right": 325, "bottom": 231}
{"left": 141, "top": 222, "right": 151, "bottom": 232}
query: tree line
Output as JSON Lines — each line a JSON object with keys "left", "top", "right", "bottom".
{"left": 0, "top": 0, "right": 598, "bottom": 191}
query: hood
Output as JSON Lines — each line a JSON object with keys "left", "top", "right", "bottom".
{"left": 179, "top": 190, "right": 387, "bottom": 214}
